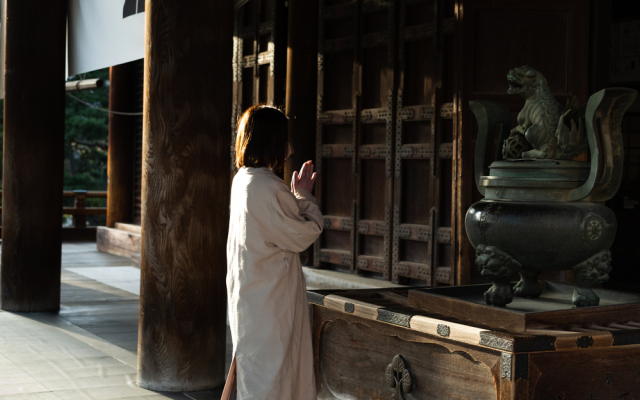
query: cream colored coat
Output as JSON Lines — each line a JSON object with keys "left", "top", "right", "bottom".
{"left": 226, "top": 167, "right": 322, "bottom": 400}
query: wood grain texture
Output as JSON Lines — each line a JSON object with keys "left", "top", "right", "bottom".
{"left": 1, "top": 0, "right": 66, "bottom": 312}
{"left": 455, "top": 2, "right": 474, "bottom": 285}
{"left": 312, "top": 306, "right": 501, "bottom": 399}
{"left": 96, "top": 227, "right": 141, "bottom": 259}
{"left": 137, "top": 0, "right": 233, "bottom": 391}
{"left": 529, "top": 346, "right": 640, "bottom": 399}
{"left": 408, "top": 284, "right": 640, "bottom": 333}
{"left": 107, "top": 63, "right": 137, "bottom": 227}
{"left": 312, "top": 287, "right": 640, "bottom": 399}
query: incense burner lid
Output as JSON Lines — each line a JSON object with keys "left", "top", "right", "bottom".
{"left": 480, "top": 159, "right": 590, "bottom": 201}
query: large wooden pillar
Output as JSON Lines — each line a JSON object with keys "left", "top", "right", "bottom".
{"left": 107, "top": 62, "right": 136, "bottom": 227}
{"left": 1, "top": 0, "right": 66, "bottom": 312}
{"left": 137, "top": 0, "right": 233, "bottom": 391}
{"left": 284, "top": 0, "right": 319, "bottom": 187}
{"left": 284, "top": 0, "right": 319, "bottom": 266}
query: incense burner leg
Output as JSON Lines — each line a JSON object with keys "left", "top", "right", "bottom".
{"left": 572, "top": 250, "right": 612, "bottom": 307}
{"left": 514, "top": 269, "right": 542, "bottom": 299}
{"left": 475, "top": 245, "right": 522, "bottom": 307}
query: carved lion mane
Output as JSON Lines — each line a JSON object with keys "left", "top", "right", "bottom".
{"left": 506, "top": 66, "right": 564, "bottom": 159}
{"left": 505, "top": 66, "right": 587, "bottom": 160}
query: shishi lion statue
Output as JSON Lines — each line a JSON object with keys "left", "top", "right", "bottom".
{"left": 505, "top": 65, "right": 588, "bottom": 160}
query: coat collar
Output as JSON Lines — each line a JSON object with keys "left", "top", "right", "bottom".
{"left": 240, "top": 167, "right": 285, "bottom": 183}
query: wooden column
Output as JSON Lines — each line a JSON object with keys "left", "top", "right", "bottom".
{"left": 1, "top": 0, "right": 66, "bottom": 312}
{"left": 137, "top": 0, "right": 232, "bottom": 391}
{"left": 284, "top": 0, "right": 319, "bottom": 187}
{"left": 284, "top": 0, "right": 319, "bottom": 266}
{"left": 455, "top": 0, "right": 473, "bottom": 285}
{"left": 107, "top": 62, "right": 136, "bottom": 227}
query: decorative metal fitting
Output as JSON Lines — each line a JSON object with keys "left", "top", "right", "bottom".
{"left": 359, "top": 146, "right": 372, "bottom": 158}
{"left": 340, "top": 253, "right": 353, "bottom": 266}
{"left": 417, "top": 228, "right": 431, "bottom": 241}
{"left": 385, "top": 355, "right": 414, "bottom": 400}
{"left": 343, "top": 145, "right": 355, "bottom": 158}
{"left": 395, "top": 226, "right": 411, "bottom": 239}
{"left": 340, "top": 218, "right": 354, "bottom": 231}
{"left": 420, "top": 106, "right": 434, "bottom": 120}
{"left": 400, "top": 146, "right": 414, "bottom": 158}
{"left": 318, "top": 251, "right": 330, "bottom": 263}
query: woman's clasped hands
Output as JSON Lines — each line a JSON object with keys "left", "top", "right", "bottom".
{"left": 291, "top": 160, "right": 316, "bottom": 194}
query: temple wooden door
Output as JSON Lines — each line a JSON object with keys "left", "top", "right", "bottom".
{"left": 314, "top": 0, "right": 460, "bottom": 285}
{"left": 392, "top": 0, "right": 457, "bottom": 285}
{"left": 314, "top": 0, "right": 397, "bottom": 280}
{"left": 232, "top": 0, "right": 288, "bottom": 167}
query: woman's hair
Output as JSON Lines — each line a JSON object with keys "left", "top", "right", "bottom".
{"left": 235, "top": 104, "right": 289, "bottom": 171}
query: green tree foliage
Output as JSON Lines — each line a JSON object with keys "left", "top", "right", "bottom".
{"left": 65, "top": 69, "right": 110, "bottom": 224}
{"left": 64, "top": 68, "right": 110, "bottom": 192}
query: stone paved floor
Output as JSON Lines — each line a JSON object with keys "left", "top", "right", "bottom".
{"left": 0, "top": 242, "right": 229, "bottom": 400}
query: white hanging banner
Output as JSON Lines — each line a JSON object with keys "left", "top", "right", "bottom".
{"left": 68, "top": 0, "right": 145, "bottom": 76}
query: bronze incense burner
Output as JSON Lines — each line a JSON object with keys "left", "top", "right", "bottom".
{"left": 466, "top": 66, "right": 637, "bottom": 307}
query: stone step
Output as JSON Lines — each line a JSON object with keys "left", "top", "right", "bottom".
{"left": 97, "top": 226, "right": 141, "bottom": 260}
{"left": 114, "top": 222, "right": 142, "bottom": 235}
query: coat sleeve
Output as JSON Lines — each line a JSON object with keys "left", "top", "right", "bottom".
{"left": 269, "top": 187, "right": 323, "bottom": 253}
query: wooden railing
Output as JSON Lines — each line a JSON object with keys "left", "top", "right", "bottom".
{"left": 0, "top": 190, "right": 107, "bottom": 228}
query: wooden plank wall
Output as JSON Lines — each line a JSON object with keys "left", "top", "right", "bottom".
{"left": 314, "top": 0, "right": 459, "bottom": 285}
{"left": 393, "top": 0, "right": 457, "bottom": 285}
{"left": 232, "top": 0, "right": 288, "bottom": 171}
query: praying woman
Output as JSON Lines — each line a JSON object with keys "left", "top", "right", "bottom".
{"left": 223, "top": 104, "right": 322, "bottom": 400}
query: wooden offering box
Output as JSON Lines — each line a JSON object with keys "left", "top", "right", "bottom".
{"left": 308, "top": 283, "right": 640, "bottom": 399}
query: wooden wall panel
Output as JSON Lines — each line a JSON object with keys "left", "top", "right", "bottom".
{"left": 232, "top": 0, "right": 288, "bottom": 170}
{"left": 315, "top": 0, "right": 396, "bottom": 279}
{"left": 355, "top": 1, "right": 395, "bottom": 280}
{"left": 392, "top": 0, "right": 457, "bottom": 285}
{"left": 315, "top": 0, "right": 458, "bottom": 283}
{"left": 463, "top": 0, "right": 590, "bottom": 120}
{"left": 315, "top": 0, "right": 359, "bottom": 272}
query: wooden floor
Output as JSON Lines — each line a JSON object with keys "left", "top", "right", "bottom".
{"left": 0, "top": 242, "right": 230, "bottom": 399}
